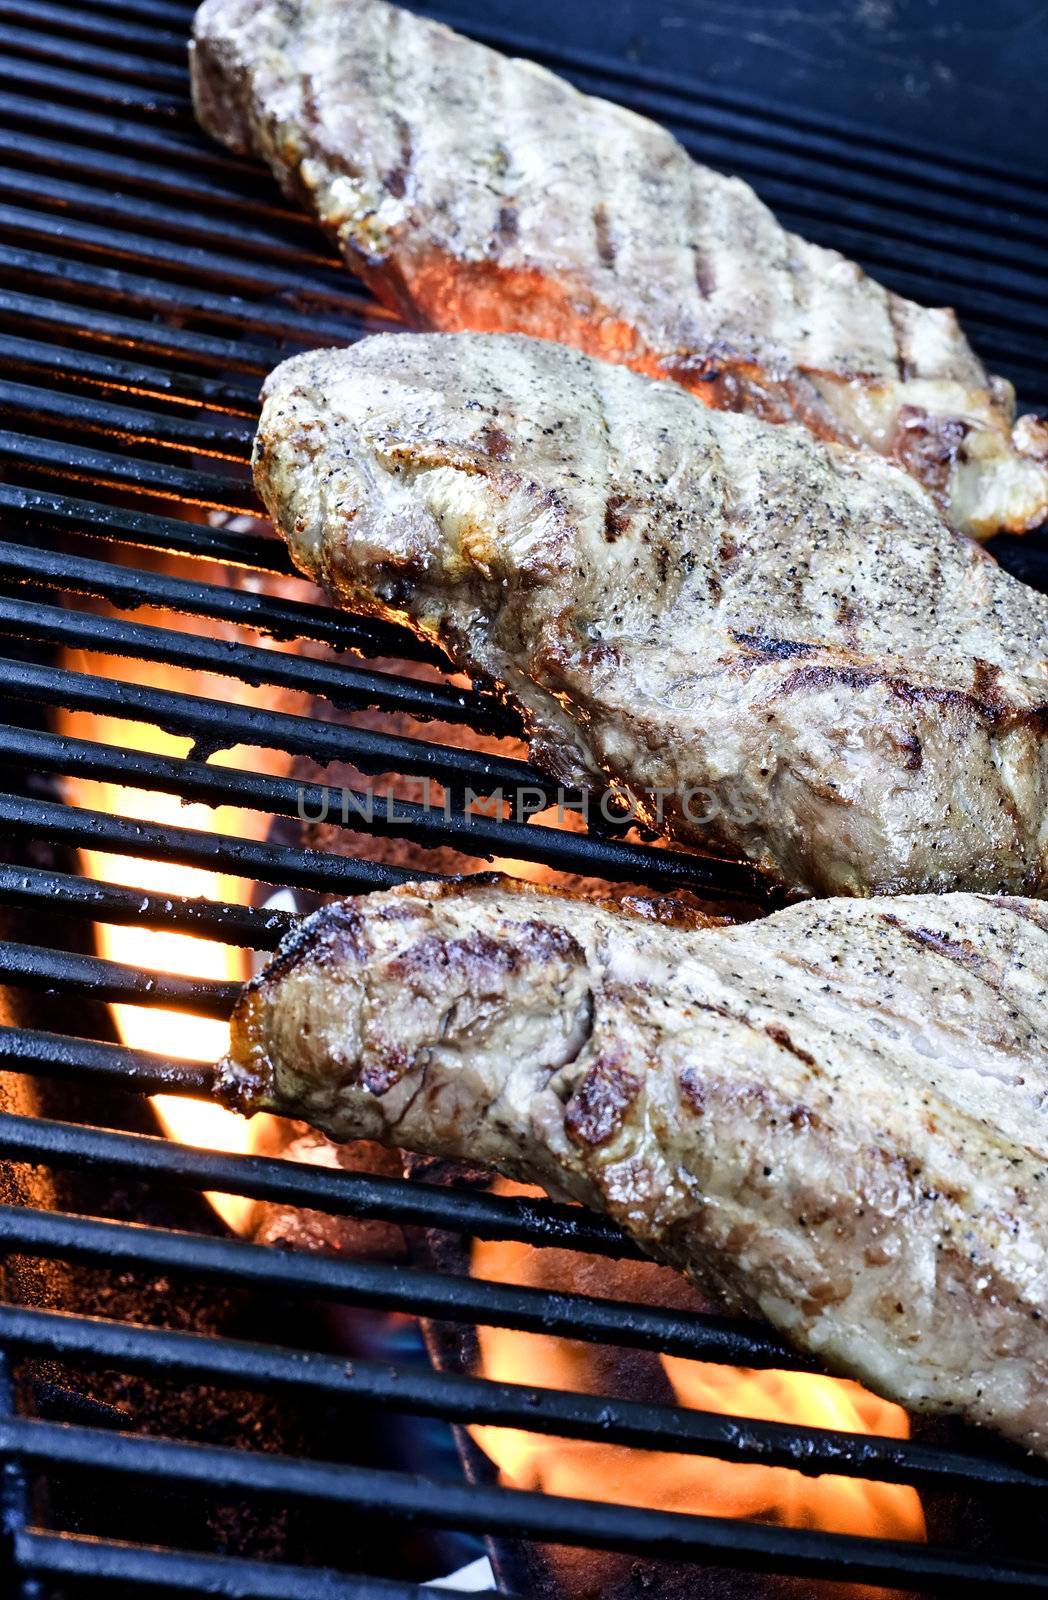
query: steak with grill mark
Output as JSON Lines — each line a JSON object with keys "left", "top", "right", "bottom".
{"left": 220, "top": 876, "right": 1048, "bottom": 1458}
{"left": 189, "top": 0, "right": 1048, "bottom": 539}
{"left": 252, "top": 333, "right": 1048, "bottom": 899}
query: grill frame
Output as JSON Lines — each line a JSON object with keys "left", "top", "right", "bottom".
{"left": 1, "top": 1, "right": 1048, "bottom": 1594}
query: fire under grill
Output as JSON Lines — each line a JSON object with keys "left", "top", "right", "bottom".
{"left": 1, "top": 0, "right": 1048, "bottom": 1595}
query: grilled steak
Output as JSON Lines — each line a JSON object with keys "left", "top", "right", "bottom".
{"left": 189, "top": 0, "right": 1048, "bottom": 539}
{"left": 253, "top": 333, "right": 1048, "bottom": 900}
{"left": 221, "top": 876, "right": 1048, "bottom": 1457}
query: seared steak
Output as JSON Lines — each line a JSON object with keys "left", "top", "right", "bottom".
{"left": 221, "top": 876, "right": 1048, "bottom": 1458}
{"left": 189, "top": 0, "right": 1048, "bottom": 538}
{"left": 253, "top": 333, "right": 1048, "bottom": 899}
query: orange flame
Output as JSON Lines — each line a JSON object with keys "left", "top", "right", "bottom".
{"left": 64, "top": 748, "right": 256, "bottom": 1232}
{"left": 55, "top": 564, "right": 300, "bottom": 1231}
{"left": 470, "top": 1183, "right": 926, "bottom": 1544}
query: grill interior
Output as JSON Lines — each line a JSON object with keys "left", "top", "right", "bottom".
{"left": 1, "top": 0, "right": 1048, "bottom": 1595}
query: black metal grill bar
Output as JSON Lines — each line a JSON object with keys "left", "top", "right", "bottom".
{"left": 0, "top": 241, "right": 379, "bottom": 344}
{"left": 1, "top": 1416, "right": 1041, "bottom": 1594}
{"left": 0, "top": 157, "right": 328, "bottom": 267}
{"left": 0, "top": 1081, "right": 640, "bottom": 1262}
{"left": 12, "top": 1531, "right": 470, "bottom": 1600}
{"left": 0, "top": 942, "right": 238, "bottom": 1016}
{"left": 0, "top": 864, "right": 295, "bottom": 949}
{"left": 0, "top": 1029, "right": 213, "bottom": 1097}
{"left": 2, "top": 1303, "right": 1040, "bottom": 1495}
{"left": 0, "top": 488, "right": 453, "bottom": 663}
{"left": 0, "top": 90, "right": 299, "bottom": 193}
{"left": 0, "top": 376, "right": 256, "bottom": 458}
{"left": 0, "top": 536, "right": 457, "bottom": 674}
{"left": 0, "top": 1204, "right": 813, "bottom": 1370}
{"left": 0, "top": 1100, "right": 638, "bottom": 1257}
{"left": 0, "top": 162, "right": 342, "bottom": 274}
{"left": 0, "top": 428, "right": 257, "bottom": 513}
{"left": 0, "top": 479, "right": 290, "bottom": 568}
{"left": 0, "top": 791, "right": 421, "bottom": 897}
{"left": 770, "top": 182, "right": 1048, "bottom": 288}
{"left": 0, "top": 196, "right": 374, "bottom": 309}
{"left": 0, "top": 0, "right": 184, "bottom": 53}
{"left": 0, "top": 592, "right": 515, "bottom": 734}
{"left": 0, "top": 80, "right": 240, "bottom": 155}
{"left": 0, "top": 283, "right": 286, "bottom": 377}
{"left": 0, "top": 725, "right": 765, "bottom": 897}
{"left": 0, "top": 331, "right": 261, "bottom": 414}
{"left": 0, "top": 52, "right": 184, "bottom": 114}
{"left": 3, "top": 127, "right": 320, "bottom": 227}
{"left": 0, "top": 657, "right": 544, "bottom": 790}
{"left": 2, "top": 24, "right": 185, "bottom": 86}
{"left": 19, "top": 0, "right": 190, "bottom": 28}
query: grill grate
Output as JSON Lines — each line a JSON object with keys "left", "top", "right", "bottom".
{"left": 1, "top": 2, "right": 1047, "bottom": 1595}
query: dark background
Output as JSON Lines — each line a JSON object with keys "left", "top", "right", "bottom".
{"left": 430, "top": 0, "right": 1046, "bottom": 176}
